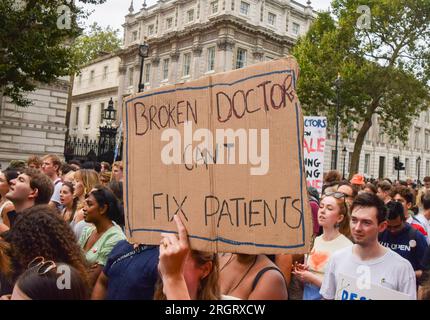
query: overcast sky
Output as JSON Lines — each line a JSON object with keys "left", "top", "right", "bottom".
{"left": 80, "top": 0, "right": 333, "bottom": 32}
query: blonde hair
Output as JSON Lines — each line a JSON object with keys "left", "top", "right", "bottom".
{"left": 74, "top": 169, "right": 100, "bottom": 209}
{"left": 112, "top": 161, "right": 123, "bottom": 171}
{"left": 334, "top": 196, "right": 351, "bottom": 239}
{"left": 154, "top": 250, "right": 220, "bottom": 300}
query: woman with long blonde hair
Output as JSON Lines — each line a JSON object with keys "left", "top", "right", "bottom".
{"left": 71, "top": 169, "right": 100, "bottom": 238}
{"left": 293, "top": 191, "right": 352, "bottom": 300}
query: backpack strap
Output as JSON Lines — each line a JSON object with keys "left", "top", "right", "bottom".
{"left": 251, "top": 267, "right": 285, "bottom": 291}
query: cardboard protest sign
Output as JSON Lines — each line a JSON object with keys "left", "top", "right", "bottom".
{"left": 123, "top": 56, "right": 312, "bottom": 254}
{"left": 303, "top": 116, "right": 327, "bottom": 193}
{"left": 335, "top": 273, "right": 412, "bottom": 300}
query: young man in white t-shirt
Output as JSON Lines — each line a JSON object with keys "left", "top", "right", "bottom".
{"left": 320, "top": 193, "right": 417, "bottom": 300}
{"left": 41, "top": 154, "right": 63, "bottom": 209}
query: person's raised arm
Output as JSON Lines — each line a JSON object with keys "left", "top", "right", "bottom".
{"left": 158, "top": 215, "right": 191, "bottom": 300}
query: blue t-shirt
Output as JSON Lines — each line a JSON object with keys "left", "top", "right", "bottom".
{"left": 103, "top": 240, "right": 159, "bottom": 300}
{"left": 379, "top": 224, "right": 429, "bottom": 270}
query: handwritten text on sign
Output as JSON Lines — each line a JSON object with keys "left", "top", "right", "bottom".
{"left": 124, "top": 57, "right": 312, "bottom": 254}
{"left": 303, "top": 117, "right": 327, "bottom": 193}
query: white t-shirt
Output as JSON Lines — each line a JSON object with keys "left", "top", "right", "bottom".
{"left": 320, "top": 245, "right": 416, "bottom": 300}
{"left": 51, "top": 178, "right": 62, "bottom": 205}
{"left": 414, "top": 214, "right": 430, "bottom": 244}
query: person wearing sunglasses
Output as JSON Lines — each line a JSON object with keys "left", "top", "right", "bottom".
{"left": 337, "top": 181, "right": 358, "bottom": 207}
{"left": 78, "top": 186, "right": 126, "bottom": 287}
{"left": 4, "top": 257, "right": 89, "bottom": 300}
{"left": 293, "top": 191, "right": 352, "bottom": 300}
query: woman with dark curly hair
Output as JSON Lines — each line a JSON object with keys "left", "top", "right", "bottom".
{"left": 0, "top": 205, "right": 89, "bottom": 296}
{"left": 78, "top": 186, "right": 126, "bottom": 287}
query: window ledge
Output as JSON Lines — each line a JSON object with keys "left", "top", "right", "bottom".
{"left": 205, "top": 70, "right": 215, "bottom": 75}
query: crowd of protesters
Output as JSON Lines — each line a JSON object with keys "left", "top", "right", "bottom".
{"left": 0, "top": 155, "right": 429, "bottom": 300}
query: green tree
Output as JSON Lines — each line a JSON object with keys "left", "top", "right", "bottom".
{"left": 293, "top": 0, "right": 430, "bottom": 178}
{"left": 0, "top": 0, "right": 107, "bottom": 107}
{"left": 69, "top": 22, "right": 122, "bottom": 72}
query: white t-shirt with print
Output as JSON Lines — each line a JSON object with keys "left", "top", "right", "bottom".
{"left": 306, "top": 234, "right": 352, "bottom": 281}
{"left": 320, "top": 245, "right": 416, "bottom": 300}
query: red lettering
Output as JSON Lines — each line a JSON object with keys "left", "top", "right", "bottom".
{"left": 317, "top": 138, "right": 325, "bottom": 152}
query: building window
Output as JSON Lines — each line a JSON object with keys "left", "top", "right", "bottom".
{"left": 128, "top": 67, "right": 134, "bottom": 87}
{"left": 330, "top": 150, "right": 336, "bottom": 170}
{"left": 240, "top": 1, "right": 250, "bottom": 15}
{"left": 86, "top": 105, "right": 91, "bottom": 125}
{"left": 103, "top": 66, "right": 108, "bottom": 80}
{"left": 425, "top": 131, "right": 429, "bottom": 150}
{"left": 145, "top": 64, "right": 151, "bottom": 83}
{"left": 268, "top": 12, "right": 276, "bottom": 25}
{"left": 364, "top": 154, "right": 370, "bottom": 175}
{"left": 392, "top": 157, "right": 397, "bottom": 175}
{"left": 187, "top": 9, "right": 194, "bottom": 22}
{"left": 426, "top": 110, "right": 430, "bottom": 123}
{"left": 210, "top": 1, "right": 218, "bottom": 14}
{"left": 75, "top": 107, "right": 79, "bottom": 126}
{"left": 90, "top": 70, "right": 95, "bottom": 82}
{"left": 292, "top": 22, "right": 300, "bottom": 35}
{"left": 148, "top": 24, "right": 154, "bottom": 35}
{"left": 426, "top": 160, "right": 430, "bottom": 176}
{"left": 405, "top": 158, "right": 410, "bottom": 176}
{"left": 166, "top": 17, "right": 173, "bottom": 30}
{"left": 379, "top": 156, "right": 385, "bottom": 179}
{"left": 183, "top": 53, "right": 191, "bottom": 77}
{"left": 207, "top": 47, "right": 215, "bottom": 71}
{"left": 78, "top": 74, "right": 82, "bottom": 86}
{"left": 236, "top": 48, "right": 247, "bottom": 69}
{"left": 100, "top": 102, "right": 105, "bottom": 124}
{"left": 132, "top": 30, "right": 138, "bottom": 41}
{"left": 415, "top": 127, "right": 421, "bottom": 149}
{"left": 162, "top": 58, "right": 169, "bottom": 80}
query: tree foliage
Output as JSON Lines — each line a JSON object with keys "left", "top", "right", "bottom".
{"left": 70, "top": 22, "right": 122, "bottom": 74}
{"left": 0, "top": 0, "right": 108, "bottom": 107}
{"left": 293, "top": 0, "right": 430, "bottom": 177}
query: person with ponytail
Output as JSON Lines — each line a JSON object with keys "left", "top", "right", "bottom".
{"left": 293, "top": 192, "right": 352, "bottom": 300}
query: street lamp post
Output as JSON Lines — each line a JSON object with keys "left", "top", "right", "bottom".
{"left": 334, "top": 73, "right": 342, "bottom": 170}
{"left": 98, "top": 97, "right": 117, "bottom": 163}
{"left": 342, "top": 146, "right": 347, "bottom": 179}
{"left": 417, "top": 156, "right": 421, "bottom": 186}
{"left": 138, "top": 42, "right": 149, "bottom": 93}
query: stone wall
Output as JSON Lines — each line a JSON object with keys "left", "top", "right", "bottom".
{"left": 0, "top": 80, "right": 69, "bottom": 169}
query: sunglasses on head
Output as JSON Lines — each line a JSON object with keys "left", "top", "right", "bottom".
{"left": 323, "top": 192, "right": 346, "bottom": 199}
{"left": 322, "top": 192, "right": 349, "bottom": 212}
{"left": 28, "top": 256, "right": 57, "bottom": 275}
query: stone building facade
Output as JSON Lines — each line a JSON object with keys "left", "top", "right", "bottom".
{"left": 324, "top": 110, "right": 430, "bottom": 182}
{"left": 0, "top": 80, "right": 69, "bottom": 169}
{"left": 70, "top": 53, "right": 121, "bottom": 141}
{"left": 117, "top": 0, "right": 315, "bottom": 109}
{"left": 68, "top": 0, "right": 429, "bottom": 182}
